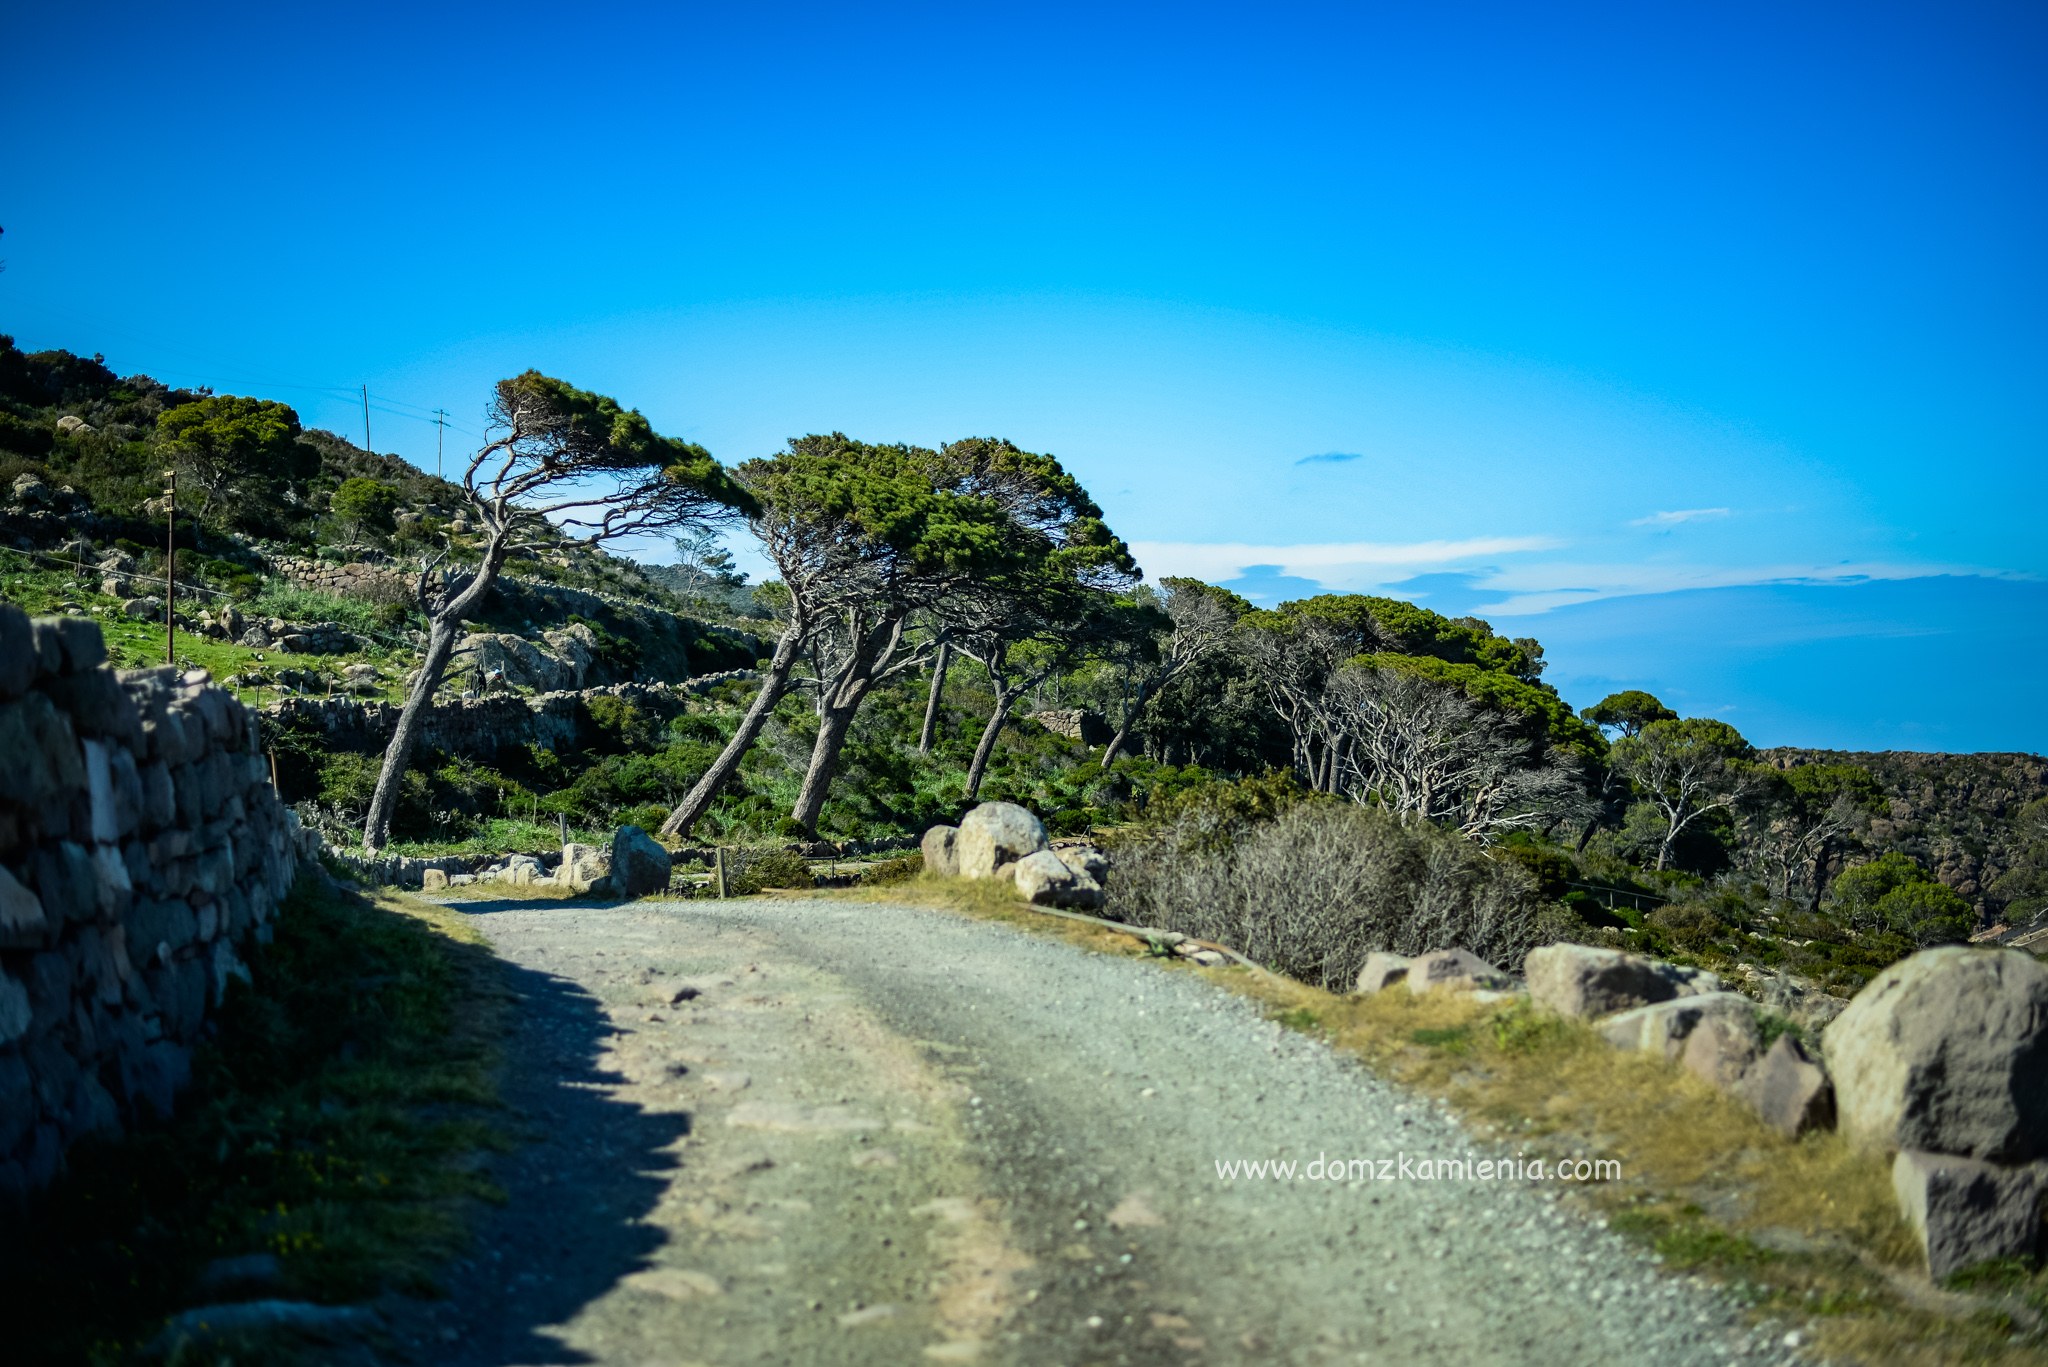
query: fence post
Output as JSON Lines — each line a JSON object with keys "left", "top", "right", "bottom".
{"left": 714, "top": 847, "right": 727, "bottom": 900}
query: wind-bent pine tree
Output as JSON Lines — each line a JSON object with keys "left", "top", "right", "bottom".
{"left": 361, "top": 373, "right": 754, "bottom": 852}
{"left": 937, "top": 437, "right": 1139, "bottom": 801}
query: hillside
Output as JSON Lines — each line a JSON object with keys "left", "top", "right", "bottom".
{"left": 1763, "top": 747, "right": 2048, "bottom": 923}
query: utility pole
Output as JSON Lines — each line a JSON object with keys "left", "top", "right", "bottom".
{"left": 432, "top": 408, "right": 449, "bottom": 481}
{"left": 163, "top": 468, "right": 176, "bottom": 666}
{"left": 361, "top": 383, "right": 372, "bottom": 456}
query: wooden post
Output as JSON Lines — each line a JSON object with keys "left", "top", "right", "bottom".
{"left": 713, "top": 847, "right": 727, "bottom": 899}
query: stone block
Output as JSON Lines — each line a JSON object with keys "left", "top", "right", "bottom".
{"left": 1892, "top": 1149, "right": 2047, "bottom": 1280}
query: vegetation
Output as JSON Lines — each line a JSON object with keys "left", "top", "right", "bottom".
{"left": 4, "top": 332, "right": 2040, "bottom": 991}
{"left": 0, "top": 876, "right": 503, "bottom": 1363}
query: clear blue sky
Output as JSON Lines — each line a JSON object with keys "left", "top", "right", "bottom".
{"left": 4, "top": 2, "right": 2043, "bottom": 752}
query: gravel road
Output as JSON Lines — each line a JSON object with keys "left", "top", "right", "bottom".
{"left": 409, "top": 895, "right": 1798, "bottom": 1366}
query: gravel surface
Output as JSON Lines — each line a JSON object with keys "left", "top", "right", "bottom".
{"left": 404, "top": 895, "right": 1802, "bottom": 1366}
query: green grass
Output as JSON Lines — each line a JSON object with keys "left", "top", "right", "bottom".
{"left": 0, "top": 876, "right": 505, "bottom": 1364}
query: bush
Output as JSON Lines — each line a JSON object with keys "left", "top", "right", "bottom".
{"left": 724, "top": 845, "right": 814, "bottom": 894}
{"left": 1105, "top": 801, "right": 1543, "bottom": 991}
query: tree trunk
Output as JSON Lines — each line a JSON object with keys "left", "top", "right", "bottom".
{"left": 362, "top": 617, "right": 462, "bottom": 851}
{"left": 789, "top": 698, "right": 862, "bottom": 836}
{"left": 918, "top": 640, "right": 951, "bottom": 756}
{"left": 1099, "top": 721, "right": 1133, "bottom": 770}
{"left": 659, "top": 623, "right": 804, "bottom": 838}
{"left": 964, "top": 687, "right": 1015, "bottom": 802}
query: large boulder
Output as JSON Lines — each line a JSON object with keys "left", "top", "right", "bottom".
{"left": 560, "top": 842, "right": 607, "bottom": 888}
{"left": 1525, "top": 944, "right": 1720, "bottom": 1019}
{"left": 1734, "top": 1034, "right": 1836, "bottom": 1139}
{"left": 609, "top": 826, "right": 672, "bottom": 899}
{"left": 1823, "top": 947, "right": 2048, "bottom": 1162}
{"left": 1891, "top": 1149, "right": 2047, "bottom": 1280}
{"left": 1355, "top": 952, "right": 1413, "bottom": 995}
{"left": 1011, "top": 849, "right": 1104, "bottom": 910}
{"left": 920, "top": 825, "right": 959, "bottom": 878}
{"left": 1404, "top": 949, "right": 1512, "bottom": 995}
{"left": 1597, "top": 993, "right": 1759, "bottom": 1064}
{"left": 1679, "top": 1008, "right": 1763, "bottom": 1089}
{"left": 954, "top": 802, "right": 1048, "bottom": 880}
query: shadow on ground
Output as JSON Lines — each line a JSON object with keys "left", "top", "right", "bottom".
{"left": 402, "top": 911, "right": 691, "bottom": 1366}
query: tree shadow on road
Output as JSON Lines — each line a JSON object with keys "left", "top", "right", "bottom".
{"left": 418, "top": 943, "right": 692, "bottom": 1365}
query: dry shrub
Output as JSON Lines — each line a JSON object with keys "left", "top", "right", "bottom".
{"left": 1106, "top": 801, "right": 1543, "bottom": 989}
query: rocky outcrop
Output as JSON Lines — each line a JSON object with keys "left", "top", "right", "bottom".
{"left": 1822, "top": 945, "right": 2048, "bottom": 1163}
{"left": 954, "top": 802, "right": 1049, "bottom": 880}
{"left": 0, "top": 607, "right": 304, "bottom": 1200}
{"left": 448, "top": 625, "right": 601, "bottom": 693}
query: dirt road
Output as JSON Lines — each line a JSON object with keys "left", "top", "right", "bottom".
{"left": 407, "top": 895, "right": 1792, "bottom": 1366}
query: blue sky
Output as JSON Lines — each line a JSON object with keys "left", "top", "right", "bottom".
{"left": 3, "top": 2, "right": 2043, "bottom": 752}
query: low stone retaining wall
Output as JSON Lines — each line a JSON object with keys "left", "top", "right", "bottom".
{"left": 266, "top": 675, "right": 757, "bottom": 761}
{"left": 0, "top": 606, "right": 308, "bottom": 1201}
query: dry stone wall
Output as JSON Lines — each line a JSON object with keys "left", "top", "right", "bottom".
{"left": 0, "top": 605, "right": 307, "bottom": 1201}
{"left": 267, "top": 674, "right": 757, "bottom": 762}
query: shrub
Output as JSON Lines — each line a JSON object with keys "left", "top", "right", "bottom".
{"left": 723, "top": 845, "right": 814, "bottom": 894}
{"left": 1105, "top": 801, "right": 1543, "bottom": 991}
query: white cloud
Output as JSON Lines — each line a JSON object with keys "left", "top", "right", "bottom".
{"left": 1129, "top": 536, "right": 1564, "bottom": 589}
{"left": 1629, "top": 507, "right": 1731, "bottom": 527}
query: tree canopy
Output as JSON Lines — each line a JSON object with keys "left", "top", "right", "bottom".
{"left": 156, "top": 394, "right": 312, "bottom": 525}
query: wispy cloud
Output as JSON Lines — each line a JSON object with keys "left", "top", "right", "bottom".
{"left": 1295, "top": 451, "right": 1364, "bottom": 465}
{"left": 1629, "top": 507, "right": 1731, "bottom": 527}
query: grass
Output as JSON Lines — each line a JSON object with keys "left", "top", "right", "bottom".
{"left": 0, "top": 876, "right": 507, "bottom": 1365}
{"left": 883, "top": 878, "right": 2048, "bottom": 1366}
{"left": 0, "top": 561, "right": 418, "bottom": 705}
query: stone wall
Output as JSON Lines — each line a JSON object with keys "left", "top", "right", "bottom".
{"left": 267, "top": 674, "right": 758, "bottom": 762}
{"left": 0, "top": 605, "right": 307, "bottom": 1201}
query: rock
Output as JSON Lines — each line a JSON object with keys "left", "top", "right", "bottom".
{"left": 954, "top": 802, "right": 1049, "bottom": 879}
{"left": 611, "top": 826, "right": 672, "bottom": 898}
{"left": 500, "top": 854, "right": 544, "bottom": 886}
{"left": 0, "top": 867, "right": 48, "bottom": 949}
{"left": 1891, "top": 1149, "right": 2047, "bottom": 1280}
{"left": 11, "top": 472, "right": 50, "bottom": 505}
{"left": 149, "top": 1300, "right": 376, "bottom": 1355}
{"left": 1734, "top": 1034, "right": 1836, "bottom": 1138}
{"left": 1354, "top": 952, "right": 1413, "bottom": 995}
{"left": 0, "top": 974, "right": 30, "bottom": 1046}
{"left": 1679, "top": 1008, "right": 1763, "bottom": 1089}
{"left": 421, "top": 868, "right": 449, "bottom": 891}
{"left": 0, "top": 605, "right": 34, "bottom": 696}
{"left": 1526, "top": 943, "right": 1720, "bottom": 1020}
{"left": 121, "top": 596, "right": 163, "bottom": 621}
{"left": 56, "top": 415, "right": 93, "bottom": 437}
{"left": 1404, "top": 949, "right": 1513, "bottom": 995}
{"left": 1597, "top": 992, "right": 1759, "bottom": 1064}
{"left": 920, "top": 825, "right": 959, "bottom": 878}
{"left": 560, "top": 842, "right": 607, "bottom": 887}
{"left": 1011, "top": 848, "right": 1104, "bottom": 909}
{"left": 195, "top": 1252, "right": 285, "bottom": 1297}
{"left": 1053, "top": 844, "right": 1110, "bottom": 883}
{"left": 1823, "top": 946, "right": 2048, "bottom": 1162}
